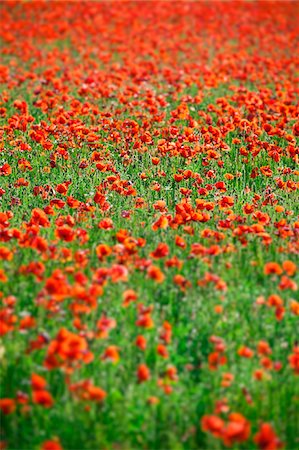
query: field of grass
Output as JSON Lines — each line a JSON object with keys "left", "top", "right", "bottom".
{"left": 0, "top": 1, "right": 298, "bottom": 449}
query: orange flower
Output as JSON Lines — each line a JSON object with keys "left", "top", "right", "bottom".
{"left": 122, "top": 289, "right": 138, "bottom": 307}
{"left": 201, "top": 415, "right": 224, "bottom": 438}
{"left": 135, "top": 335, "right": 147, "bottom": 351}
{"left": 147, "top": 265, "right": 165, "bottom": 283}
{"left": 0, "top": 247, "right": 13, "bottom": 261}
{"left": 238, "top": 346, "right": 254, "bottom": 358}
{"left": 208, "top": 352, "right": 227, "bottom": 370}
{"left": 147, "top": 396, "right": 160, "bottom": 405}
{"left": 0, "top": 163, "right": 12, "bottom": 176}
{"left": 101, "top": 346, "right": 120, "bottom": 363}
{"left": 32, "top": 390, "right": 54, "bottom": 408}
{"left": 0, "top": 269, "right": 7, "bottom": 283}
{"left": 290, "top": 300, "right": 299, "bottom": 315}
{"left": 19, "top": 315, "right": 36, "bottom": 330}
{"left": 157, "top": 344, "right": 168, "bottom": 358}
{"left": 96, "top": 244, "right": 112, "bottom": 261}
{"left": 153, "top": 200, "right": 167, "bottom": 212}
{"left": 96, "top": 315, "right": 116, "bottom": 339}
{"left": 0, "top": 398, "right": 16, "bottom": 415}
{"left": 282, "top": 260, "right": 296, "bottom": 276}
{"left": 87, "top": 386, "right": 106, "bottom": 402}
{"left": 152, "top": 215, "right": 168, "bottom": 231}
{"left": 98, "top": 218, "right": 114, "bottom": 230}
{"left": 221, "top": 372, "right": 234, "bottom": 387}
{"left": 254, "top": 369, "right": 265, "bottom": 381}
{"left": 136, "top": 310, "right": 154, "bottom": 329}
{"left": 173, "top": 274, "right": 191, "bottom": 291}
{"left": 31, "top": 208, "right": 50, "bottom": 227}
{"left": 56, "top": 183, "right": 70, "bottom": 195}
{"left": 264, "top": 262, "right": 283, "bottom": 276}
{"left": 257, "top": 341, "right": 272, "bottom": 356}
{"left": 278, "top": 276, "right": 297, "bottom": 291}
{"left": 44, "top": 328, "right": 93, "bottom": 369}
{"left": 223, "top": 413, "right": 251, "bottom": 446}
{"left": 55, "top": 226, "right": 75, "bottom": 242}
{"left": 137, "top": 364, "right": 151, "bottom": 383}
{"left": 175, "top": 235, "right": 186, "bottom": 249}
{"left": 31, "top": 374, "right": 47, "bottom": 391}
{"left": 267, "top": 295, "right": 283, "bottom": 307}
{"left": 150, "top": 243, "right": 169, "bottom": 259}
{"left": 288, "top": 345, "right": 299, "bottom": 375}
{"left": 109, "top": 264, "right": 128, "bottom": 283}
{"left": 41, "top": 439, "right": 63, "bottom": 450}
{"left": 219, "top": 196, "right": 234, "bottom": 208}
{"left": 254, "top": 423, "right": 283, "bottom": 450}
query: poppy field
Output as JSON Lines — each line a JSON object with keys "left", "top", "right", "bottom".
{"left": 0, "top": 1, "right": 298, "bottom": 449}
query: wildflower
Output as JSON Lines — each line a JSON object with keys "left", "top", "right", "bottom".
{"left": 101, "top": 346, "right": 120, "bottom": 363}
{"left": 135, "top": 335, "right": 147, "bottom": 351}
{"left": 41, "top": 439, "right": 63, "bottom": 450}
{"left": 137, "top": 364, "right": 151, "bottom": 383}
{"left": 0, "top": 398, "right": 15, "bottom": 414}
{"left": 32, "top": 390, "right": 54, "bottom": 408}
{"left": 254, "top": 423, "right": 283, "bottom": 450}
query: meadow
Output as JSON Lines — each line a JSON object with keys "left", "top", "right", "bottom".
{"left": 0, "top": 1, "right": 298, "bottom": 449}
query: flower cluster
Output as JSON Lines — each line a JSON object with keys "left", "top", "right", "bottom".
{"left": 0, "top": 1, "right": 298, "bottom": 449}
